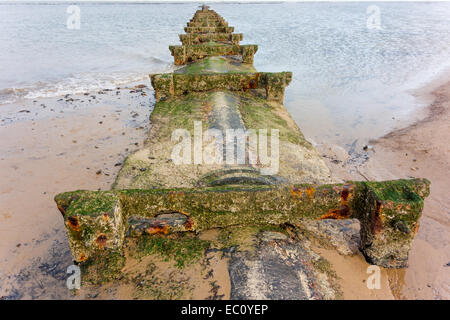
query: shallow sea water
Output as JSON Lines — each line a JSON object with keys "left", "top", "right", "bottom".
{"left": 1, "top": 2, "right": 450, "bottom": 145}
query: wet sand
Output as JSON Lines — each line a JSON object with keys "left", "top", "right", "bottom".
{"left": 313, "top": 246, "right": 394, "bottom": 300}
{"left": 0, "top": 72, "right": 448, "bottom": 299}
{"left": 318, "top": 72, "right": 450, "bottom": 299}
{"left": 0, "top": 84, "right": 152, "bottom": 299}
{"left": 369, "top": 77, "right": 450, "bottom": 300}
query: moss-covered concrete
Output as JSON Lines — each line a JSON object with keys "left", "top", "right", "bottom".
{"left": 180, "top": 33, "right": 243, "bottom": 46}
{"left": 55, "top": 190, "right": 127, "bottom": 264}
{"left": 353, "top": 179, "right": 430, "bottom": 267}
{"left": 79, "top": 249, "right": 126, "bottom": 285}
{"left": 236, "top": 92, "right": 311, "bottom": 148}
{"left": 56, "top": 179, "right": 430, "bottom": 269}
{"left": 184, "top": 26, "right": 235, "bottom": 34}
{"left": 112, "top": 89, "right": 332, "bottom": 190}
{"left": 131, "top": 233, "right": 210, "bottom": 268}
{"left": 175, "top": 56, "right": 256, "bottom": 74}
{"left": 169, "top": 44, "right": 257, "bottom": 65}
{"left": 54, "top": 6, "right": 431, "bottom": 288}
{"left": 150, "top": 71, "right": 291, "bottom": 103}
{"left": 186, "top": 21, "right": 228, "bottom": 28}
{"left": 170, "top": 12, "right": 255, "bottom": 65}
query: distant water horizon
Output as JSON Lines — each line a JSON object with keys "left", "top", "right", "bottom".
{"left": 1, "top": 2, "right": 450, "bottom": 145}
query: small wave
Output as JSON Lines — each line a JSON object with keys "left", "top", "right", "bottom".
{"left": 0, "top": 87, "right": 31, "bottom": 105}
{"left": 23, "top": 72, "right": 147, "bottom": 100}
{"left": 0, "top": 67, "right": 172, "bottom": 105}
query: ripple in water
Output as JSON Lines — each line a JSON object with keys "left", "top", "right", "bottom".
{"left": 1, "top": 2, "right": 449, "bottom": 144}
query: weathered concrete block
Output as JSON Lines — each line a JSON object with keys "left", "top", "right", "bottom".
{"left": 55, "top": 179, "right": 429, "bottom": 268}
{"left": 184, "top": 26, "right": 234, "bottom": 34}
{"left": 191, "top": 12, "right": 222, "bottom": 20}
{"left": 186, "top": 21, "right": 228, "bottom": 28}
{"left": 229, "top": 233, "right": 336, "bottom": 299}
{"left": 150, "top": 73, "right": 174, "bottom": 101}
{"left": 55, "top": 191, "right": 126, "bottom": 263}
{"left": 189, "top": 17, "right": 225, "bottom": 24}
{"left": 263, "top": 71, "right": 293, "bottom": 102}
{"left": 241, "top": 44, "right": 257, "bottom": 64}
{"left": 169, "top": 44, "right": 257, "bottom": 65}
{"left": 150, "top": 71, "right": 292, "bottom": 103}
{"left": 179, "top": 33, "right": 243, "bottom": 45}
{"left": 353, "top": 179, "right": 430, "bottom": 267}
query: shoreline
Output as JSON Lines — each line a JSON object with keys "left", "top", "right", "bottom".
{"left": 371, "top": 75, "right": 450, "bottom": 300}
{"left": 0, "top": 83, "right": 153, "bottom": 299}
{"left": 318, "top": 69, "right": 450, "bottom": 299}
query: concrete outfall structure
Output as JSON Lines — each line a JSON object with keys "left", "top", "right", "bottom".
{"left": 169, "top": 5, "right": 257, "bottom": 65}
{"left": 54, "top": 6, "right": 430, "bottom": 298}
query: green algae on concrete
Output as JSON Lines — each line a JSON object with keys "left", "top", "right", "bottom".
{"left": 236, "top": 92, "right": 312, "bottom": 148}
{"left": 80, "top": 249, "right": 126, "bottom": 284}
{"left": 170, "top": 44, "right": 257, "bottom": 65}
{"left": 131, "top": 233, "right": 210, "bottom": 269}
{"left": 169, "top": 7, "right": 257, "bottom": 65}
{"left": 180, "top": 33, "right": 243, "bottom": 45}
{"left": 184, "top": 26, "right": 235, "bottom": 34}
{"left": 55, "top": 190, "right": 127, "bottom": 263}
{"left": 150, "top": 72, "right": 291, "bottom": 103}
{"left": 113, "top": 89, "right": 332, "bottom": 190}
{"left": 175, "top": 56, "right": 257, "bottom": 74}
{"left": 55, "top": 5, "right": 431, "bottom": 288}
{"left": 56, "top": 179, "right": 430, "bottom": 268}
{"left": 353, "top": 179, "right": 431, "bottom": 267}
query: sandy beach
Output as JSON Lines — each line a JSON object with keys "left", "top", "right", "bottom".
{"left": 318, "top": 71, "right": 450, "bottom": 299}
{"left": 0, "top": 84, "right": 153, "bottom": 299}
{"left": 370, "top": 77, "right": 450, "bottom": 300}
{"left": 0, "top": 70, "right": 449, "bottom": 299}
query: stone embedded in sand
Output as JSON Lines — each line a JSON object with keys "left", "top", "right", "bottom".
{"left": 260, "top": 231, "right": 288, "bottom": 242}
{"left": 228, "top": 232, "right": 337, "bottom": 300}
{"left": 301, "top": 219, "right": 361, "bottom": 256}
